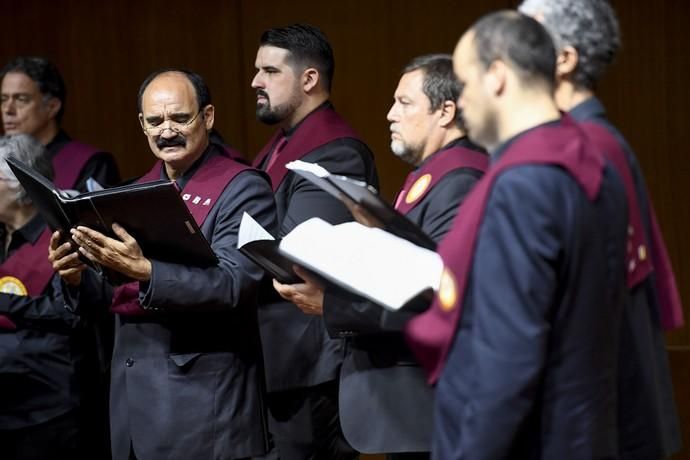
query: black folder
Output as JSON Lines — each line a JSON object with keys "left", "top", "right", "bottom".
{"left": 7, "top": 157, "right": 218, "bottom": 282}
{"left": 286, "top": 160, "right": 436, "bottom": 250}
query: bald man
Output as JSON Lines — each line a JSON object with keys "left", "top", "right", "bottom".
{"left": 51, "top": 69, "right": 276, "bottom": 460}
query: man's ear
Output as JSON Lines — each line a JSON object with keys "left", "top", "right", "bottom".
{"left": 203, "top": 104, "right": 215, "bottom": 130}
{"left": 556, "top": 45, "right": 579, "bottom": 79}
{"left": 138, "top": 113, "right": 147, "bottom": 135}
{"left": 438, "top": 100, "right": 457, "bottom": 128}
{"left": 302, "top": 68, "right": 320, "bottom": 93}
{"left": 485, "top": 60, "right": 507, "bottom": 96}
{"left": 45, "top": 97, "right": 61, "bottom": 119}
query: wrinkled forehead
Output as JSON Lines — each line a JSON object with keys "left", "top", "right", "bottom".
{"left": 141, "top": 73, "right": 197, "bottom": 114}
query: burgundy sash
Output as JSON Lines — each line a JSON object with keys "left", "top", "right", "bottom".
{"left": 405, "top": 116, "right": 605, "bottom": 384}
{"left": 52, "top": 141, "right": 100, "bottom": 189}
{"left": 581, "top": 121, "right": 684, "bottom": 330}
{"left": 110, "top": 153, "right": 251, "bottom": 315}
{"left": 394, "top": 145, "right": 489, "bottom": 215}
{"left": 252, "top": 106, "right": 362, "bottom": 191}
{"left": 0, "top": 229, "right": 54, "bottom": 329}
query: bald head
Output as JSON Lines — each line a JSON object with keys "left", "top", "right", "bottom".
{"left": 452, "top": 11, "right": 560, "bottom": 150}
{"left": 137, "top": 69, "right": 215, "bottom": 180}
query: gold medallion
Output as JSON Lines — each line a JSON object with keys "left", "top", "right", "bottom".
{"left": 0, "top": 276, "right": 28, "bottom": 296}
{"left": 405, "top": 174, "right": 432, "bottom": 204}
{"left": 438, "top": 268, "right": 457, "bottom": 312}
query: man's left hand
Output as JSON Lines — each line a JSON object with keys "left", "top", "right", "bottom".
{"left": 71, "top": 223, "right": 152, "bottom": 281}
{"left": 273, "top": 266, "right": 325, "bottom": 316}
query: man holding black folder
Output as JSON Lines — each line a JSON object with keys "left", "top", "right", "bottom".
{"left": 273, "top": 54, "right": 487, "bottom": 458}
{"left": 250, "top": 24, "right": 378, "bottom": 460}
{"left": 50, "top": 69, "right": 276, "bottom": 460}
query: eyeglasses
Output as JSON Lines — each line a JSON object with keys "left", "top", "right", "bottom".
{"left": 141, "top": 109, "right": 203, "bottom": 136}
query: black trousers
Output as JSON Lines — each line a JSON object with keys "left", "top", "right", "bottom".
{"left": 0, "top": 409, "right": 81, "bottom": 460}
{"left": 264, "top": 380, "right": 357, "bottom": 460}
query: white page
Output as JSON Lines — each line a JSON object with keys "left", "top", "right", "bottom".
{"left": 286, "top": 159, "right": 331, "bottom": 178}
{"left": 280, "top": 218, "right": 443, "bottom": 310}
{"left": 238, "top": 212, "right": 275, "bottom": 248}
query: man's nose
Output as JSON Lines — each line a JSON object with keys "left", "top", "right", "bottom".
{"left": 1, "top": 99, "right": 16, "bottom": 113}
{"left": 251, "top": 73, "right": 263, "bottom": 89}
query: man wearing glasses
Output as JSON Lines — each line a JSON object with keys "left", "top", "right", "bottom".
{"left": 50, "top": 69, "right": 276, "bottom": 460}
{"left": 1, "top": 56, "right": 120, "bottom": 190}
{"left": 1, "top": 55, "right": 121, "bottom": 459}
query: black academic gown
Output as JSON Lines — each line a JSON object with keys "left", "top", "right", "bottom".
{"left": 67, "top": 145, "right": 276, "bottom": 460}
{"left": 571, "top": 97, "right": 682, "bottom": 460}
{"left": 433, "top": 126, "right": 629, "bottom": 459}
{"left": 323, "top": 138, "right": 486, "bottom": 455}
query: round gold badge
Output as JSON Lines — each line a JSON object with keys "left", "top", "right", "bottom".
{"left": 438, "top": 268, "right": 457, "bottom": 312}
{"left": 0, "top": 276, "right": 28, "bottom": 296}
{"left": 405, "top": 174, "right": 432, "bottom": 204}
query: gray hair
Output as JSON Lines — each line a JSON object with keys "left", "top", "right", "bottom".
{"left": 0, "top": 134, "right": 53, "bottom": 204}
{"left": 519, "top": 0, "right": 620, "bottom": 90}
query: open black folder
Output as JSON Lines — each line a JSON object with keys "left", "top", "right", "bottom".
{"left": 285, "top": 160, "right": 436, "bottom": 250}
{"left": 237, "top": 212, "right": 300, "bottom": 284}
{"left": 7, "top": 157, "right": 218, "bottom": 282}
{"left": 239, "top": 212, "right": 442, "bottom": 312}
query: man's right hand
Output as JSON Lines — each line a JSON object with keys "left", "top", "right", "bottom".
{"left": 48, "top": 231, "right": 86, "bottom": 286}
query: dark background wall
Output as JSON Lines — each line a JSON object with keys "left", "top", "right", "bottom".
{"left": 2, "top": 1, "right": 688, "bottom": 458}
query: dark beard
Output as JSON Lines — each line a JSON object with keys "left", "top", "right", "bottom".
{"left": 255, "top": 103, "right": 285, "bottom": 125}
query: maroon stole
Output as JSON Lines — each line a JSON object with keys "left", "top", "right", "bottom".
{"left": 52, "top": 141, "right": 100, "bottom": 189}
{"left": 394, "top": 144, "right": 489, "bottom": 214}
{"left": 581, "top": 121, "right": 684, "bottom": 330}
{"left": 110, "top": 152, "right": 251, "bottom": 315}
{"left": 252, "top": 106, "right": 362, "bottom": 191}
{"left": 0, "top": 229, "right": 54, "bottom": 330}
{"left": 405, "top": 116, "right": 605, "bottom": 384}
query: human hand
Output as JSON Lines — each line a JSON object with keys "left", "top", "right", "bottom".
{"left": 70, "top": 223, "right": 152, "bottom": 281}
{"left": 272, "top": 265, "right": 325, "bottom": 315}
{"left": 48, "top": 231, "right": 86, "bottom": 286}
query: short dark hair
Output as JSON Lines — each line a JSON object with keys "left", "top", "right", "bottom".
{"left": 260, "top": 24, "right": 335, "bottom": 92}
{"left": 1, "top": 56, "right": 67, "bottom": 123}
{"left": 471, "top": 10, "right": 556, "bottom": 91}
{"left": 136, "top": 68, "right": 212, "bottom": 113}
{"left": 402, "top": 54, "right": 464, "bottom": 128}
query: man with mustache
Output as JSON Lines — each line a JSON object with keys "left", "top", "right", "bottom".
{"left": 273, "top": 54, "right": 487, "bottom": 459}
{"left": 50, "top": 69, "right": 276, "bottom": 460}
{"left": 518, "top": 1, "right": 683, "bottom": 458}
{"left": 250, "top": 24, "right": 378, "bottom": 460}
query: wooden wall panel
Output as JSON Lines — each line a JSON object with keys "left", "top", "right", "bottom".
{"left": 1, "top": 1, "right": 688, "bottom": 457}
{"left": 0, "top": 0, "right": 246, "bottom": 181}
{"left": 238, "top": 0, "right": 508, "bottom": 199}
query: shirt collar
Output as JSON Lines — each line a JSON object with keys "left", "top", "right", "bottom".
{"left": 283, "top": 101, "right": 332, "bottom": 138}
